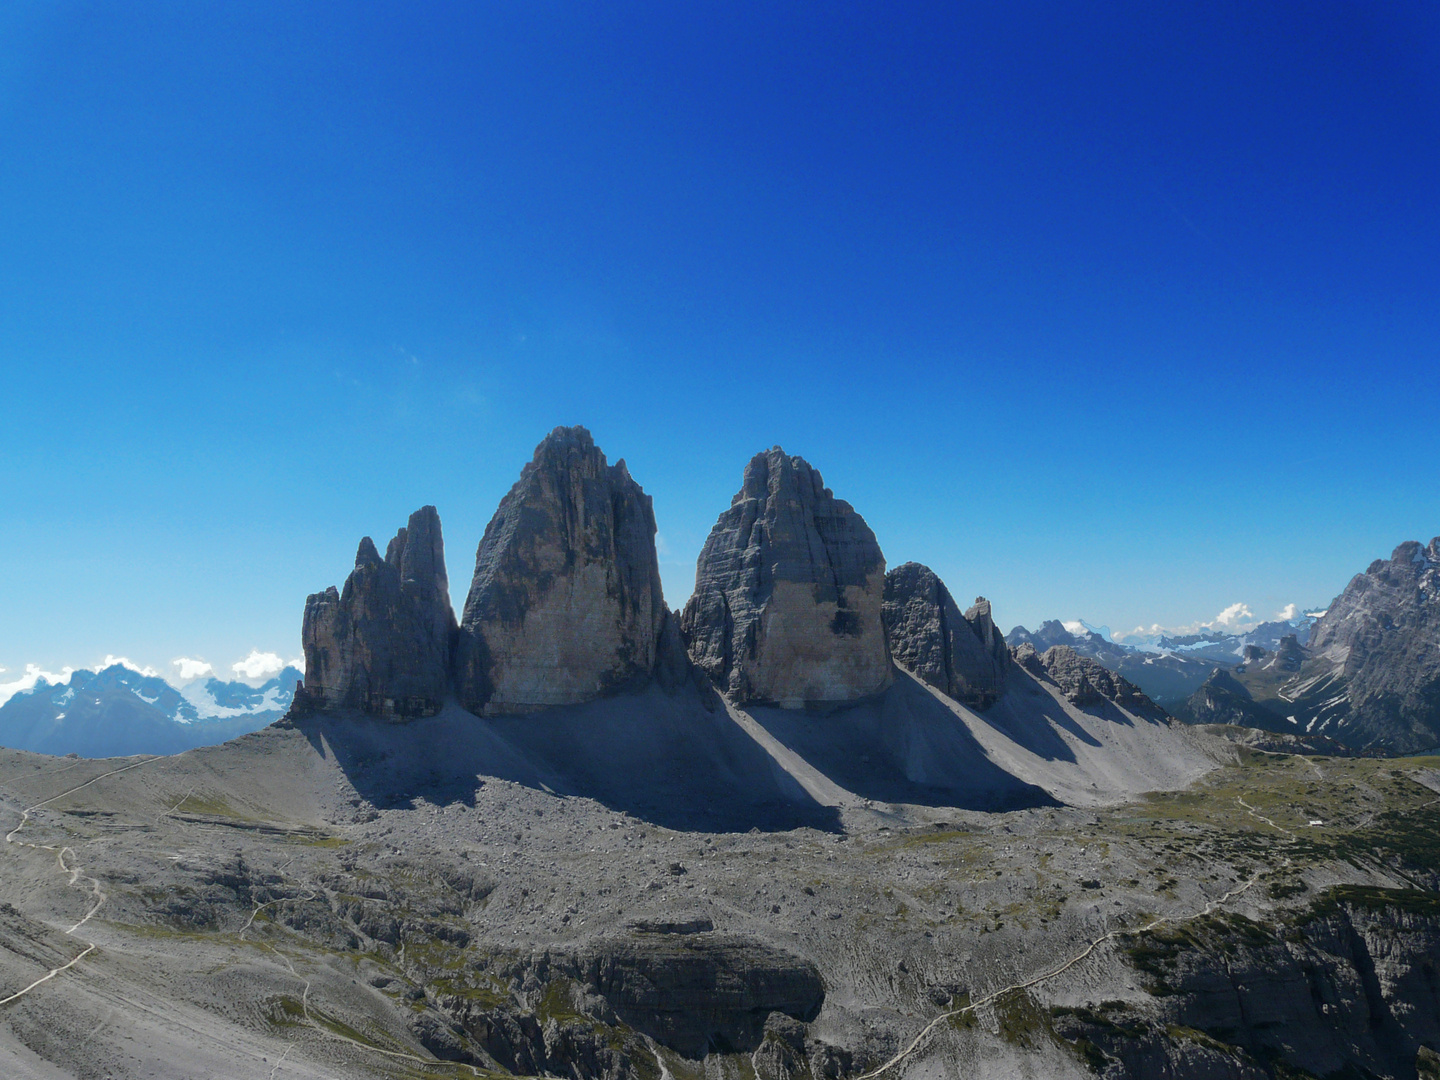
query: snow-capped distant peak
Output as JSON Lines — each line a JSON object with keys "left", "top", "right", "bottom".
{"left": 1060, "top": 620, "right": 1114, "bottom": 642}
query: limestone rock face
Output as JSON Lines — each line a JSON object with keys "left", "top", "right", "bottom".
{"left": 881, "top": 562, "right": 1010, "bottom": 709}
{"left": 301, "top": 506, "right": 456, "bottom": 720}
{"left": 455, "top": 426, "right": 666, "bottom": 715}
{"left": 1303, "top": 538, "right": 1440, "bottom": 749}
{"left": 680, "top": 448, "right": 891, "bottom": 707}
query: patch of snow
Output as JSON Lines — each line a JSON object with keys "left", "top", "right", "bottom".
{"left": 180, "top": 681, "right": 291, "bottom": 720}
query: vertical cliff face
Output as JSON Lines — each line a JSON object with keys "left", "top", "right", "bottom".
{"left": 680, "top": 448, "right": 891, "bottom": 707}
{"left": 454, "top": 426, "right": 666, "bottom": 715}
{"left": 881, "top": 562, "right": 1011, "bottom": 708}
{"left": 301, "top": 505, "right": 456, "bottom": 720}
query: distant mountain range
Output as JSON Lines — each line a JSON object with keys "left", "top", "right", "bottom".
{"left": 0, "top": 663, "right": 300, "bottom": 757}
{"left": 1003, "top": 614, "right": 1318, "bottom": 708}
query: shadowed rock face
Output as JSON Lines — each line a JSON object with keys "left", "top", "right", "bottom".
{"left": 301, "top": 506, "right": 456, "bottom": 720}
{"left": 881, "top": 562, "right": 1011, "bottom": 708}
{"left": 681, "top": 448, "right": 891, "bottom": 707}
{"left": 575, "top": 934, "right": 824, "bottom": 1057}
{"left": 455, "top": 426, "right": 666, "bottom": 715}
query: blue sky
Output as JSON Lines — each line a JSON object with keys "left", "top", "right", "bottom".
{"left": 2, "top": 2, "right": 1438, "bottom": 683}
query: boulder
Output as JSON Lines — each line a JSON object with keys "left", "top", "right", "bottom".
{"left": 454, "top": 426, "right": 667, "bottom": 715}
{"left": 300, "top": 506, "right": 456, "bottom": 720}
{"left": 680, "top": 448, "right": 891, "bottom": 707}
{"left": 880, "top": 562, "right": 1010, "bottom": 708}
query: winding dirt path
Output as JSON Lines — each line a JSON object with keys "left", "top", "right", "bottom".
{"left": 0, "top": 757, "right": 161, "bottom": 1008}
{"left": 860, "top": 774, "right": 1440, "bottom": 1078}
{"left": 855, "top": 864, "right": 1268, "bottom": 1079}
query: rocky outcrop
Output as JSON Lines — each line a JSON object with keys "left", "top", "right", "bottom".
{"left": 1182, "top": 667, "right": 1283, "bottom": 730}
{"left": 881, "top": 563, "right": 1010, "bottom": 708}
{"left": 576, "top": 934, "right": 824, "bottom": 1056}
{"left": 1013, "top": 643, "right": 1155, "bottom": 710}
{"left": 300, "top": 506, "right": 456, "bottom": 719}
{"left": 1232, "top": 538, "right": 1440, "bottom": 754}
{"left": 432, "top": 934, "right": 823, "bottom": 1067}
{"left": 1270, "top": 633, "right": 1305, "bottom": 672}
{"left": 1058, "top": 888, "right": 1440, "bottom": 1079}
{"left": 680, "top": 448, "right": 891, "bottom": 707}
{"left": 454, "top": 427, "right": 667, "bottom": 716}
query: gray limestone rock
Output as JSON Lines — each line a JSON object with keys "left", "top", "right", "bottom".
{"left": 300, "top": 506, "right": 456, "bottom": 720}
{"left": 1014, "top": 643, "right": 1155, "bottom": 711}
{"left": 680, "top": 448, "right": 891, "bottom": 707}
{"left": 1295, "top": 537, "right": 1440, "bottom": 751}
{"left": 880, "top": 563, "right": 1010, "bottom": 709}
{"left": 454, "top": 426, "right": 667, "bottom": 715}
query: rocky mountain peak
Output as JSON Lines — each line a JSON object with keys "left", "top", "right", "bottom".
{"left": 680, "top": 448, "right": 891, "bottom": 707}
{"left": 454, "top": 426, "right": 666, "bottom": 715}
{"left": 301, "top": 505, "right": 457, "bottom": 720}
{"left": 881, "top": 565, "right": 1010, "bottom": 709}
{"left": 1296, "top": 532, "right": 1440, "bottom": 750}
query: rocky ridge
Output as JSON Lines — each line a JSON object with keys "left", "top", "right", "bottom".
{"left": 1013, "top": 643, "right": 1157, "bottom": 711}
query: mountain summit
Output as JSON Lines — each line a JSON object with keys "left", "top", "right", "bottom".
{"left": 455, "top": 425, "right": 668, "bottom": 716}
{"left": 680, "top": 448, "right": 891, "bottom": 707}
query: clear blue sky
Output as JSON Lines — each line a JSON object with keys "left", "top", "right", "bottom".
{"left": 2, "top": 2, "right": 1438, "bottom": 680}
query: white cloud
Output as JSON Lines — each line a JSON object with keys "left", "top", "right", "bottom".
{"left": 289, "top": 656, "right": 305, "bottom": 674}
{"left": 171, "top": 657, "right": 215, "bottom": 682}
{"left": 1212, "top": 603, "right": 1254, "bottom": 629}
{"left": 1275, "top": 603, "right": 1298, "bottom": 621}
{"left": 1116, "top": 603, "right": 1263, "bottom": 643}
{"left": 232, "top": 650, "right": 286, "bottom": 680}
{"left": 0, "top": 664, "right": 76, "bottom": 708}
{"left": 102, "top": 655, "right": 159, "bottom": 677}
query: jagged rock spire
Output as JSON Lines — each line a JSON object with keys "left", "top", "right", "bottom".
{"left": 301, "top": 505, "right": 456, "bottom": 720}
